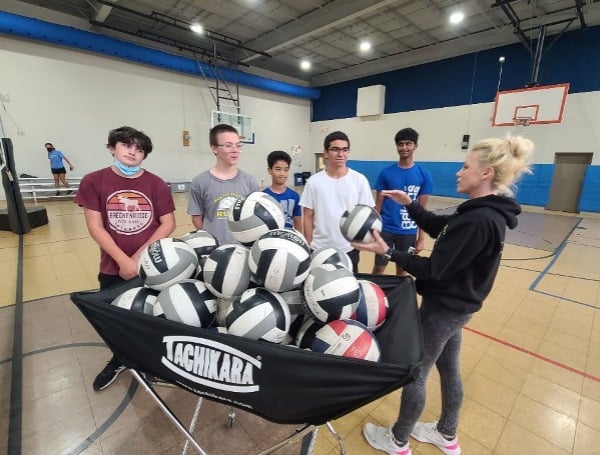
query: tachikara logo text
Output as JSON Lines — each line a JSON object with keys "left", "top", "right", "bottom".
{"left": 161, "top": 335, "right": 261, "bottom": 393}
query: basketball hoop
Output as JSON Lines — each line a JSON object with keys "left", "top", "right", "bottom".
{"left": 513, "top": 116, "right": 532, "bottom": 127}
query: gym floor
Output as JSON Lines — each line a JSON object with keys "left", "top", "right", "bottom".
{"left": 1, "top": 193, "right": 599, "bottom": 454}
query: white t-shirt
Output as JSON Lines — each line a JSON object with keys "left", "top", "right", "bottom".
{"left": 300, "top": 168, "right": 374, "bottom": 252}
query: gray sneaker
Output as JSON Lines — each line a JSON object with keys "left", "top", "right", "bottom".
{"left": 410, "top": 422, "right": 461, "bottom": 455}
{"left": 363, "top": 423, "right": 412, "bottom": 455}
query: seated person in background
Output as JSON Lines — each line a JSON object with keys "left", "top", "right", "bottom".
{"left": 263, "top": 150, "right": 302, "bottom": 231}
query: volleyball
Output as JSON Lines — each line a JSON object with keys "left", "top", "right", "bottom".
{"left": 339, "top": 204, "right": 382, "bottom": 243}
{"left": 310, "top": 246, "right": 353, "bottom": 272}
{"left": 138, "top": 238, "right": 198, "bottom": 290}
{"left": 294, "top": 318, "right": 324, "bottom": 349}
{"left": 158, "top": 279, "right": 217, "bottom": 328}
{"left": 179, "top": 230, "right": 219, "bottom": 258}
{"left": 301, "top": 264, "right": 360, "bottom": 323}
{"left": 249, "top": 229, "right": 311, "bottom": 292}
{"left": 227, "top": 192, "right": 285, "bottom": 245}
{"left": 311, "top": 319, "right": 381, "bottom": 362}
{"left": 111, "top": 287, "right": 158, "bottom": 315}
{"left": 225, "top": 287, "right": 291, "bottom": 343}
{"left": 352, "top": 280, "right": 389, "bottom": 330}
{"left": 202, "top": 244, "right": 251, "bottom": 299}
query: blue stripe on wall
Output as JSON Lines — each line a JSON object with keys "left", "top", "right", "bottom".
{"left": 348, "top": 160, "right": 600, "bottom": 212}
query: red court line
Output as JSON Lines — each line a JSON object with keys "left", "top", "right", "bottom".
{"left": 464, "top": 326, "right": 600, "bottom": 383}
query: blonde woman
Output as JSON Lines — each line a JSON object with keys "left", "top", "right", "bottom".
{"left": 354, "top": 136, "right": 533, "bottom": 455}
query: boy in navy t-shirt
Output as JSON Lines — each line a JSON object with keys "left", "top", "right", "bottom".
{"left": 263, "top": 150, "right": 302, "bottom": 231}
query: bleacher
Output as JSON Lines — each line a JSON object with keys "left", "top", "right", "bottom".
{"left": 18, "top": 177, "right": 81, "bottom": 204}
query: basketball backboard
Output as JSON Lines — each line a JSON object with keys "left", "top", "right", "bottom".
{"left": 211, "top": 110, "right": 254, "bottom": 143}
{"left": 492, "top": 83, "right": 569, "bottom": 126}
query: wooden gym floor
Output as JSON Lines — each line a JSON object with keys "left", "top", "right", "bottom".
{"left": 1, "top": 193, "right": 599, "bottom": 454}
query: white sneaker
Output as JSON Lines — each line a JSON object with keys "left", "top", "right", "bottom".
{"left": 410, "top": 422, "right": 461, "bottom": 455}
{"left": 363, "top": 423, "right": 412, "bottom": 455}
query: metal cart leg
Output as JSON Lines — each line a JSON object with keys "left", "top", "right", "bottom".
{"left": 182, "top": 397, "right": 204, "bottom": 455}
{"left": 325, "top": 422, "right": 347, "bottom": 455}
{"left": 254, "top": 424, "right": 316, "bottom": 455}
{"left": 129, "top": 369, "right": 208, "bottom": 455}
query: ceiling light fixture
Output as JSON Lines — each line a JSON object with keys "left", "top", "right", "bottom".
{"left": 449, "top": 11, "right": 465, "bottom": 24}
{"left": 189, "top": 22, "right": 204, "bottom": 34}
{"left": 359, "top": 40, "right": 371, "bottom": 52}
{"left": 300, "top": 59, "right": 311, "bottom": 70}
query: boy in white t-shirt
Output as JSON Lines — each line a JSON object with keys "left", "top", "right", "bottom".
{"left": 300, "top": 131, "right": 374, "bottom": 272}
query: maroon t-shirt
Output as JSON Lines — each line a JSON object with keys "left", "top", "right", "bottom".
{"left": 75, "top": 167, "right": 175, "bottom": 275}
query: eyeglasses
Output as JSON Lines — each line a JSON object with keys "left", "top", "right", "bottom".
{"left": 328, "top": 147, "right": 350, "bottom": 153}
{"left": 216, "top": 142, "right": 244, "bottom": 151}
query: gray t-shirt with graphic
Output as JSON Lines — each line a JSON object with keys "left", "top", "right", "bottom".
{"left": 187, "top": 169, "right": 259, "bottom": 245}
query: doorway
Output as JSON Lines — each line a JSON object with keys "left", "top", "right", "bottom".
{"left": 546, "top": 153, "right": 593, "bottom": 213}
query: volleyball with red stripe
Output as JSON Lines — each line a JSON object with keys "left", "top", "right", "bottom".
{"left": 351, "top": 280, "right": 389, "bottom": 330}
{"left": 311, "top": 319, "right": 381, "bottom": 361}
{"left": 339, "top": 204, "right": 382, "bottom": 243}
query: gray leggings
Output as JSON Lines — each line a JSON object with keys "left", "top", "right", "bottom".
{"left": 392, "top": 299, "right": 472, "bottom": 441}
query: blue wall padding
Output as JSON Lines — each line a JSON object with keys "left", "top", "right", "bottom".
{"left": 349, "top": 160, "right": 600, "bottom": 211}
{"left": 580, "top": 166, "right": 600, "bottom": 212}
{"left": 0, "top": 10, "right": 321, "bottom": 100}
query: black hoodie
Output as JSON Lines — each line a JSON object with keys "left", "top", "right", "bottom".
{"left": 388, "top": 195, "right": 521, "bottom": 314}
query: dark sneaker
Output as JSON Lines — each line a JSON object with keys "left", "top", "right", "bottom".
{"left": 93, "top": 358, "right": 126, "bottom": 391}
{"left": 55, "top": 191, "right": 60, "bottom": 196}
{"left": 67, "top": 190, "right": 73, "bottom": 195}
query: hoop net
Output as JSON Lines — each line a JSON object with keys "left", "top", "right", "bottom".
{"left": 513, "top": 116, "right": 532, "bottom": 127}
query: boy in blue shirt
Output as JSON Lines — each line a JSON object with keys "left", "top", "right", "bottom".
{"left": 263, "top": 150, "right": 302, "bottom": 231}
{"left": 373, "top": 128, "right": 433, "bottom": 276}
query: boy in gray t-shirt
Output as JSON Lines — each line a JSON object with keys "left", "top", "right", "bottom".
{"left": 187, "top": 124, "right": 259, "bottom": 244}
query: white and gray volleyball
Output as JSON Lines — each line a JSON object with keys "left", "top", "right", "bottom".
{"left": 311, "top": 319, "right": 381, "bottom": 362}
{"left": 339, "top": 204, "right": 382, "bottom": 243}
{"left": 202, "top": 244, "right": 251, "bottom": 299}
{"left": 351, "top": 280, "right": 389, "bottom": 330}
{"left": 249, "top": 229, "right": 311, "bottom": 292}
{"left": 310, "top": 247, "right": 353, "bottom": 272}
{"left": 227, "top": 192, "right": 285, "bottom": 245}
{"left": 302, "top": 264, "right": 360, "bottom": 323}
{"left": 139, "top": 238, "right": 198, "bottom": 290}
{"left": 157, "top": 279, "right": 217, "bottom": 328}
{"left": 111, "top": 287, "right": 159, "bottom": 315}
{"left": 179, "top": 230, "right": 219, "bottom": 259}
{"left": 225, "top": 287, "right": 291, "bottom": 344}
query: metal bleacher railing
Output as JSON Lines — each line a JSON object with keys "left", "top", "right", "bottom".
{"left": 18, "top": 177, "right": 81, "bottom": 205}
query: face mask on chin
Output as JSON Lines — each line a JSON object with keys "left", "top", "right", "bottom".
{"left": 114, "top": 159, "right": 140, "bottom": 176}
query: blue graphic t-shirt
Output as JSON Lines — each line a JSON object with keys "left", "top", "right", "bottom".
{"left": 374, "top": 164, "right": 433, "bottom": 234}
{"left": 263, "top": 187, "right": 301, "bottom": 228}
{"left": 48, "top": 150, "right": 66, "bottom": 169}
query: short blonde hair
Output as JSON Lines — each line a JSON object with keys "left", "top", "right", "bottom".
{"left": 471, "top": 136, "right": 534, "bottom": 196}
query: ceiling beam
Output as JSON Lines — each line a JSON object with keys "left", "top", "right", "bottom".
{"left": 240, "top": 0, "right": 402, "bottom": 63}
{"left": 91, "top": 0, "right": 114, "bottom": 22}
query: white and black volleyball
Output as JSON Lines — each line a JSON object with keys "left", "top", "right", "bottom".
{"left": 249, "top": 229, "right": 311, "bottom": 292}
{"left": 310, "top": 246, "right": 354, "bottom": 272}
{"left": 227, "top": 192, "right": 285, "bottom": 245}
{"left": 179, "top": 230, "right": 219, "bottom": 259}
{"left": 203, "top": 244, "right": 251, "bottom": 299}
{"left": 311, "top": 319, "right": 381, "bottom": 362}
{"left": 294, "top": 318, "right": 324, "bottom": 349}
{"left": 339, "top": 204, "right": 382, "bottom": 243}
{"left": 111, "top": 287, "right": 158, "bottom": 315}
{"left": 158, "top": 279, "right": 217, "bottom": 328}
{"left": 225, "top": 287, "right": 291, "bottom": 344}
{"left": 139, "top": 238, "right": 198, "bottom": 290}
{"left": 301, "top": 264, "right": 360, "bottom": 323}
